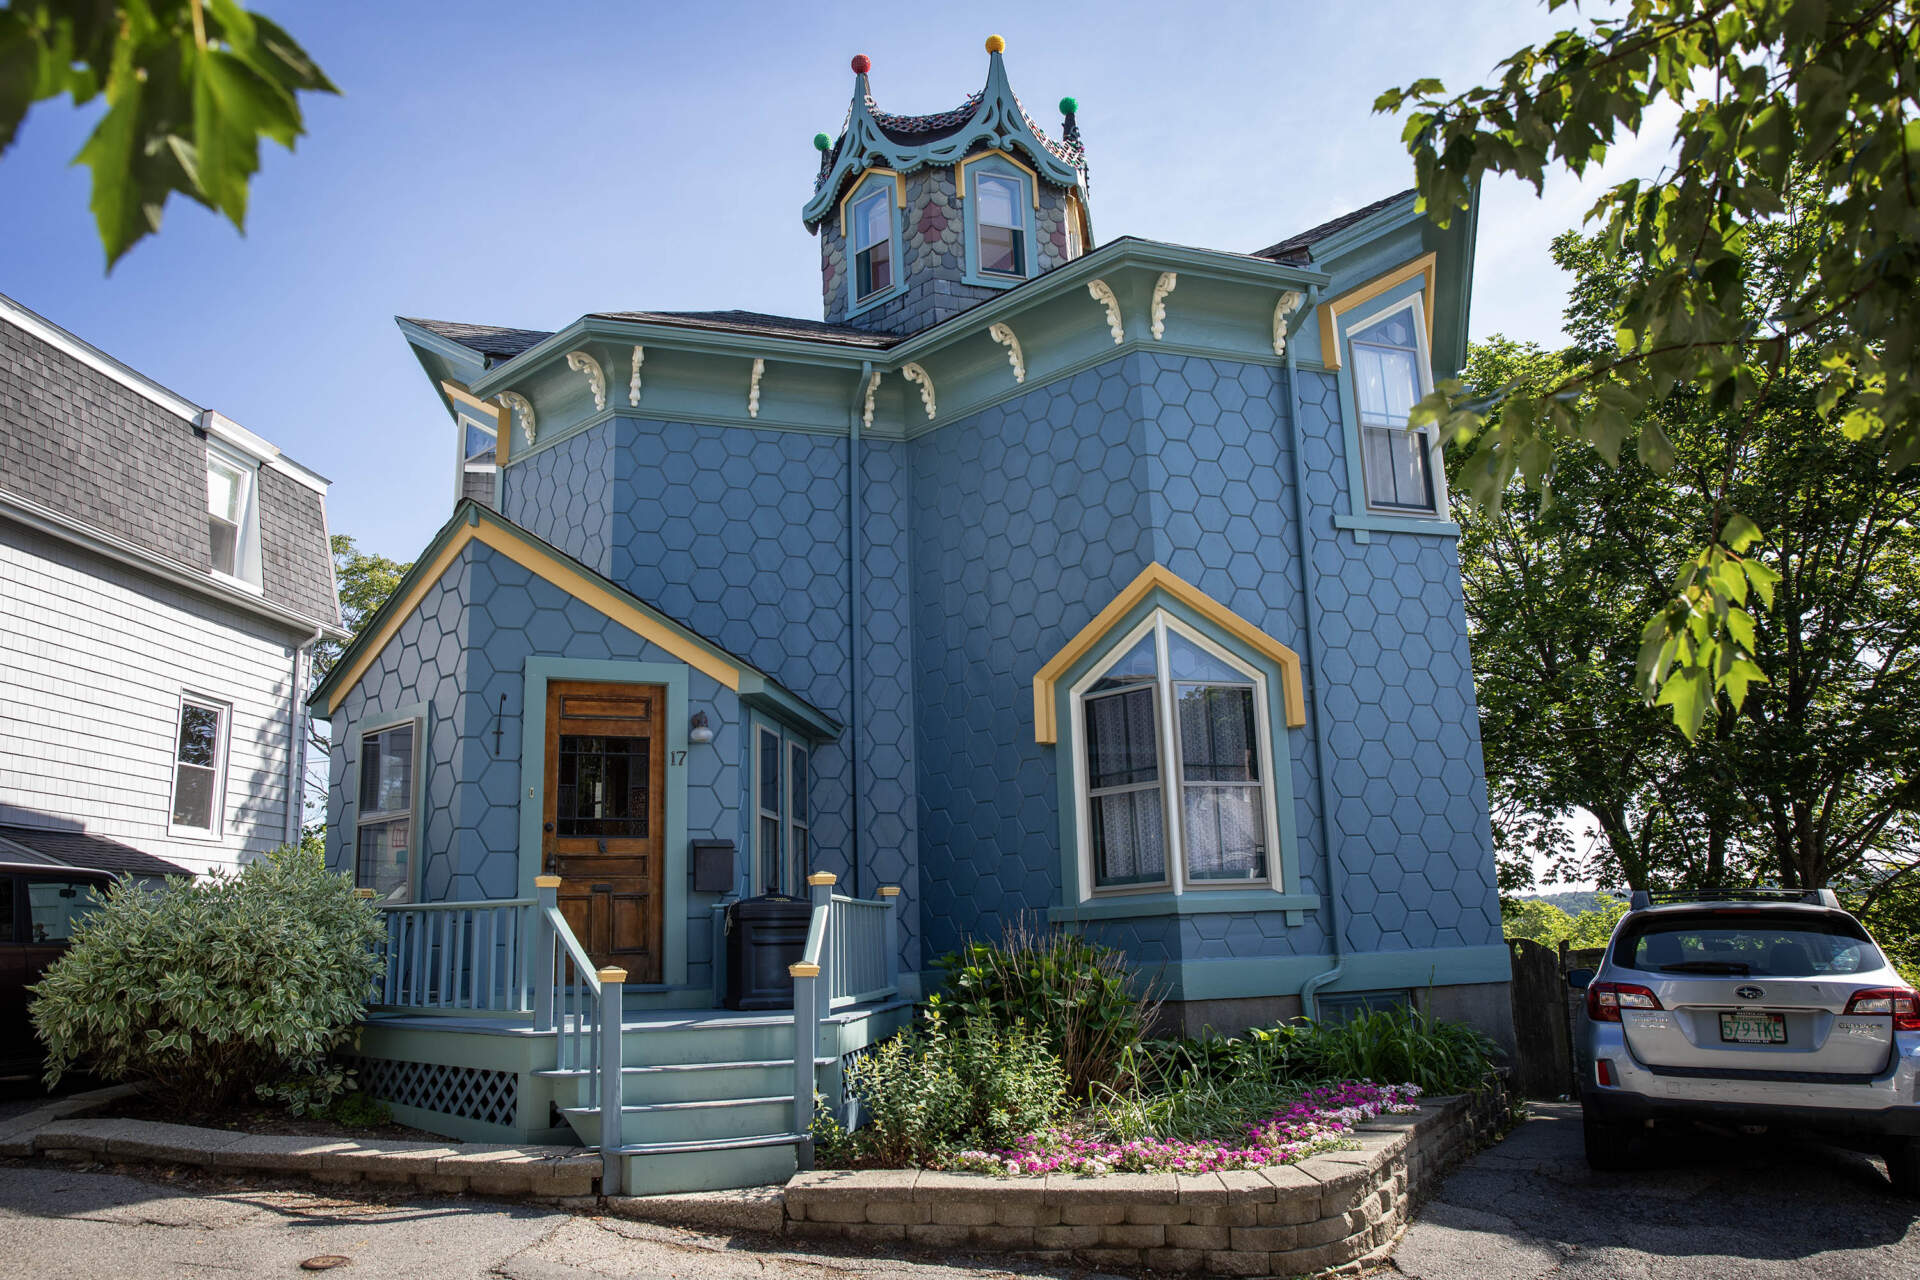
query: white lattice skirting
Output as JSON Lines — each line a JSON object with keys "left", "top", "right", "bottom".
{"left": 353, "top": 1057, "right": 518, "bottom": 1129}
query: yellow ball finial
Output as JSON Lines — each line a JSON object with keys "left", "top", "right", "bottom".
{"left": 985, "top": 34, "right": 1006, "bottom": 54}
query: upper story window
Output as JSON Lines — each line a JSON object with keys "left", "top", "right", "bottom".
{"left": 754, "top": 723, "right": 811, "bottom": 896}
{"left": 1064, "top": 195, "right": 1086, "bottom": 261}
{"left": 1075, "top": 613, "right": 1279, "bottom": 895}
{"left": 169, "top": 693, "right": 229, "bottom": 838}
{"left": 852, "top": 189, "right": 894, "bottom": 301}
{"left": 976, "top": 173, "right": 1026, "bottom": 277}
{"left": 355, "top": 720, "right": 418, "bottom": 903}
{"left": 1348, "top": 301, "right": 1439, "bottom": 515}
{"left": 462, "top": 416, "right": 497, "bottom": 468}
{"left": 205, "top": 443, "right": 261, "bottom": 585}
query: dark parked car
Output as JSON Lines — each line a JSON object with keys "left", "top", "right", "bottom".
{"left": 0, "top": 864, "right": 115, "bottom": 1079}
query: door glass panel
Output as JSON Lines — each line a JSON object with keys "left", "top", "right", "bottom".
{"left": 759, "top": 815, "right": 782, "bottom": 893}
{"left": 555, "top": 735, "right": 650, "bottom": 837}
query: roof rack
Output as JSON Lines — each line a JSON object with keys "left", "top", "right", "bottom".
{"left": 1628, "top": 887, "right": 1842, "bottom": 910}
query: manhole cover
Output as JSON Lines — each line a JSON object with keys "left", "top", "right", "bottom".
{"left": 299, "top": 1258, "right": 352, "bottom": 1271}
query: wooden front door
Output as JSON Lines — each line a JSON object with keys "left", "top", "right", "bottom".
{"left": 542, "top": 680, "right": 665, "bottom": 981}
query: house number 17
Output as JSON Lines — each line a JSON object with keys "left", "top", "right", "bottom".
{"left": 671, "top": 750, "right": 686, "bottom": 766}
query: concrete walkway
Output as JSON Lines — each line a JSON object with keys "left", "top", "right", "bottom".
{"left": 1392, "top": 1102, "right": 1919, "bottom": 1280}
{"left": 0, "top": 1164, "right": 1075, "bottom": 1280}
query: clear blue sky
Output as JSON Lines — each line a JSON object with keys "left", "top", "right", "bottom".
{"left": 0, "top": 0, "right": 1648, "bottom": 561}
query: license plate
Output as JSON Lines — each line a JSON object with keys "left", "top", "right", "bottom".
{"left": 1719, "top": 1011, "right": 1787, "bottom": 1044}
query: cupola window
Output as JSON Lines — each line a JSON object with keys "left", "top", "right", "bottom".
{"left": 976, "top": 173, "right": 1026, "bottom": 276}
{"left": 852, "top": 189, "right": 894, "bottom": 300}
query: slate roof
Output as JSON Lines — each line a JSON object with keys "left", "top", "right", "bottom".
{"left": 402, "top": 318, "right": 555, "bottom": 362}
{"left": 0, "top": 824, "right": 192, "bottom": 877}
{"left": 0, "top": 304, "right": 339, "bottom": 631}
{"left": 1252, "top": 189, "right": 1417, "bottom": 264}
{"left": 409, "top": 310, "right": 900, "bottom": 357}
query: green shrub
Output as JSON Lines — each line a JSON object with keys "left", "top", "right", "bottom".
{"left": 933, "top": 919, "right": 1154, "bottom": 1098}
{"left": 324, "top": 1089, "right": 393, "bottom": 1129}
{"left": 31, "top": 846, "right": 384, "bottom": 1114}
{"left": 1104, "top": 1004, "right": 1500, "bottom": 1142}
{"left": 833, "top": 1013, "right": 1068, "bottom": 1166}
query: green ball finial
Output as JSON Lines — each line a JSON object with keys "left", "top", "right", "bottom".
{"left": 1059, "top": 96, "right": 1078, "bottom": 115}
{"left": 813, "top": 132, "right": 831, "bottom": 152}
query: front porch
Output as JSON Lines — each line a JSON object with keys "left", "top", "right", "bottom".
{"left": 347, "top": 873, "right": 913, "bottom": 1195}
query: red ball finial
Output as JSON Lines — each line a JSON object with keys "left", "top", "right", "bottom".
{"left": 851, "top": 54, "right": 871, "bottom": 74}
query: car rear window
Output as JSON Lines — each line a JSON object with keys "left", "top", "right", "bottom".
{"left": 1616, "top": 909, "right": 1883, "bottom": 978}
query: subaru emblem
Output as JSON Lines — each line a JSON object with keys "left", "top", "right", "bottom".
{"left": 1736, "top": 985, "right": 1764, "bottom": 1000}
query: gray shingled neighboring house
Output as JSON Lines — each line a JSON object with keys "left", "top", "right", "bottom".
{"left": 0, "top": 291, "right": 348, "bottom": 877}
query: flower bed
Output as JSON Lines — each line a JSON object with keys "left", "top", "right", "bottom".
{"left": 948, "top": 1081, "right": 1423, "bottom": 1177}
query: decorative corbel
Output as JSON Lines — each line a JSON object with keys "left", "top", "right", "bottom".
{"left": 497, "top": 391, "right": 536, "bottom": 447}
{"left": 901, "top": 362, "right": 936, "bottom": 420}
{"left": 1273, "top": 290, "right": 1306, "bottom": 356}
{"left": 863, "top": 370, "right": 881, "bottom": 430}
{"left": 628, "top": 346, "right": 644, "bottom": 406}
{"left": 987, "top": 322, "right": 1026, "bottom": 383}
{"left": 1087, "top": 278, "right": 1124, "bottom": 345}
{"left": 566, "top": 351, "right": 607, "bottom": 412}
{"left": 748, "top": 357, "right": 765, "bottom": 419}
{"left": 1149, "top": 273, "right": 1178, "bottom": 341}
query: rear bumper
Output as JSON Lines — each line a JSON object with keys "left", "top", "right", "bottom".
{"left": 1582, "top": 1085, "right": 1920, "bottom": 1138}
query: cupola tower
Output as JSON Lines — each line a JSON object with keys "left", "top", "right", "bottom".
{"left": 803, "top": 36, "right": 1092, "bottom": 335}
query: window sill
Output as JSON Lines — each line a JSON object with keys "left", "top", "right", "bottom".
{"left": 210, "top": 568, "right": 265, "bottom": 595}
{"left": 960, "top": 269, "right": 1026, "bottom": 291}
{"left": 165, "top": 825, "right": 226, "bottom": 843}
{"left": 1332, "top": 512, "right": 1461, "bottom": 540}
{"left": 846, "top": 285, "right": 904, "bottom": 320}
{"left": 1050, "top": 889, "right": 1321, "bottom": 923}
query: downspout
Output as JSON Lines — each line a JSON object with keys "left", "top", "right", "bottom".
{"left": 286, "top": 626, "right": 325, "bottom": 848}
{"left": 846, "top": 361, "right": 873, "bottom": 898}
{"left": 1284, "top": 286, "right": 1347, "bottom": 1021}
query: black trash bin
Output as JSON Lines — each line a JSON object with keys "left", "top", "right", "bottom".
{"left": 723, "top": 894, "right": 811, "bottom": 1011}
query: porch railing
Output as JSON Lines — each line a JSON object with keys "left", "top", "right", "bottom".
{"left": 829, "top": 888, "right": 900, "bottom": 1009}
{"left": 372, "top": 898, "right": 535, "bottom": 1011}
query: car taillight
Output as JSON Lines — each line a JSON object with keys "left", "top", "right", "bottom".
{"left": 1845, "top": 987, "right": 1920, "bottom": 1031}
{"left": 1588, "top": 982, "right": 1663, "bottom": 1023}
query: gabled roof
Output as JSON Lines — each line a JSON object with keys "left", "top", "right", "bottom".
{"left": 0, "top": 824, "right": 191, "bottom": 877}
{"left": 802, "top": 43, "right": 1086, "bottom": 229}
{"left": 308, "top": 500, "right": 839, "bottom": 739}
{"left": 401, "top": 318, "right": 554, "bottom": 362}
{"left": 1252, "top": 189, "right": 1417, "bottom": 264}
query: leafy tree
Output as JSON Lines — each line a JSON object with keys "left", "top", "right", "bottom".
{"left": 1379, "top": 0, "right": 1920, "bottom": 738}
{"left": 0, "top": 0, "right": 337, "bottom": 268}
{"left": 1460, "top": 228, "right": 1920, "bottom": 897}
{"left": 1502, "top": 897, "right": 1576, "bottom": 945}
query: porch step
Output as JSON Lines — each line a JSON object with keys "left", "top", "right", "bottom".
{"left": 613, "top": 1135, "right": 801, "bottom": 1196}
{"left": 538, "top": 1058, "right": 828, "bottom": 1104}
{"left": 562, "top": 1095, "right": 796, "bottom": 1146}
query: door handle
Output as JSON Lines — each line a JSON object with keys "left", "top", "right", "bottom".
{"left": 544, "top": 822, "right": 555, "bottom": 833}
{"left": 597, "top": 838, "right": 608, "bottom": 854}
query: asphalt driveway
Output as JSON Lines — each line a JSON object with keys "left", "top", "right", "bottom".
{"left": 1393, "top": 1101, "right": 1919, "bottom": 1280}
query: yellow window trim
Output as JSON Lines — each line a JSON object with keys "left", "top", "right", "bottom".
{"left": 955, "top": 148, "right": 1042, "bottom": 208}
{"left": 322, "top": 521, "right": 744, "bottom": 716}
{"left": 1316, "top": 251, "right": 1437, "bottom": 369}
{"left": 1032, "top": 563, "right": 1307, "bottom": 744}
{"left": 837, "top": 168, "right": 910, "bottom": 237}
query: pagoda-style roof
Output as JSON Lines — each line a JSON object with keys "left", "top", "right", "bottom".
{"left": 802, "top": 38, "right": 1086, "bottom": 230}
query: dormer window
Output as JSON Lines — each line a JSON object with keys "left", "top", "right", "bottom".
{"left": 852, "top": 189, "right": 894, "bottom": 300}
{"left": 205, "top": 443, "right": 261, "bottom": 585}
{"left": 976, "top": 173, "right": 1026, "bottom": 276}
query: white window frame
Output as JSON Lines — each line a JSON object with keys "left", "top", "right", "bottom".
{"left": 1345, "top": 293, "right": 1447, "bottom": 518}
{"left": 456, "top": 412, "right": 499, "bottom": 500}
{"left": 751, "top": 722, "right": 812, "bottom": 897}
{"left": 973, "top": 172, "right": 1028, "bottom": 279}
{"left": 205, "top": 440, "right": 263, "bottom": 591}
{"left": 352, "top": 714, "right": 423, "bottom": 903}
{"left": 1067, "top": 611, "right": 1284, "bottom": 902}
{"left": 167, "top": 691, "right": 231, "bottom": 840}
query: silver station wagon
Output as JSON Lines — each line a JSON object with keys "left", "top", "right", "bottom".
{"left": 1572, "top": 889, "right": 1920, "bottom": 1196}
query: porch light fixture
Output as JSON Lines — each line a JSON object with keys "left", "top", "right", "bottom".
{"left": 689, "top": 711, "right": 715, "bottom": 745}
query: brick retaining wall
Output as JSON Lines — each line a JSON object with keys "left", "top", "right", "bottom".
{"left": 784, "top": 1088, "right": 1510, "bottom": 1276}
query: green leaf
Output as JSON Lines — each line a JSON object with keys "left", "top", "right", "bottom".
{"left": 1740, "top": 556, "right": 1781, "bottom": 609}
{"left": 1720, "top": 512, "right": 1762, "bottom": 552}
{"left": 1655, "top": 665, "right": 1712, "bottom": 742}
{"left": 73, "top": 71, "right": 158, "bottom": 270}
{"left": 191, "top": 48, "right": 298, "bottom": 227}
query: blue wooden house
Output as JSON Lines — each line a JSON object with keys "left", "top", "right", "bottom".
{"left": 311, "top": 38, "right": 1508, "bottom": 1195}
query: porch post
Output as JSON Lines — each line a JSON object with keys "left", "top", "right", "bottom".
{"left": 597, "top": 966, "right": 627, "bottom": 1196}
{"left": 790, "top": 960, "right": 819, "bottom": 1171}
{"left": 878, "top": 885, "right": 900, "bottom": 992}
{"left": 808, "top": 872, "right": 836, "bottom": 1021}
{"left": 532, "top": 875, "right": 560, "bottom": 1032}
